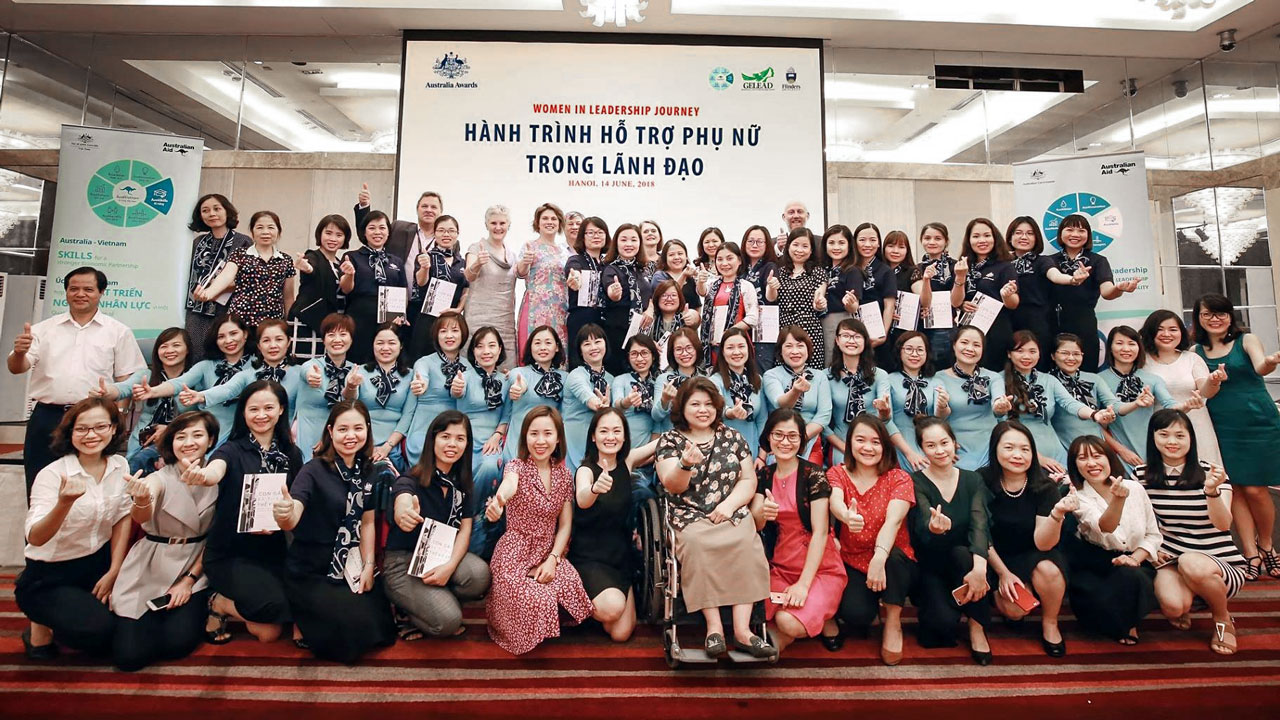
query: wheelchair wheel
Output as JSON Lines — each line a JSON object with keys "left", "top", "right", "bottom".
{"left": 663, "top": 627, "right": 681, "bottom": 669}
{"left": 637, "top": 497, "right": 665, "bottom": 625}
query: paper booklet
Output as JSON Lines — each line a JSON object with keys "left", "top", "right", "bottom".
{"left": 407, "top": 518, "right": 459, "bottom": 577}
{"left": 377, "top": 286, "right": 407, "bottom": 323}
{"left": 420, "top": 278, "right": 457, "bottom": 317}
{"left": 236, "top": 472, "right": 287, "bottom": 533}
{"left": 922, "top": 292, "right": 955, "bottom": 330}
{"left": 577, "top": 270, "right": 601, "bottom": 308}
{"left": 958, "top": 293, "right": 1002, "bottom": 334}
{"left": 893, "top": 291, "right": 920, "bottom": 332}
{"left": 858, "top": 300, "right": 887, "bottom": 340}
{"left": 755, "top": 305, "right": 780, "bottom": 343}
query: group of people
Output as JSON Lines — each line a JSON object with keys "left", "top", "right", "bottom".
{"left": 9, "top": 190, "right": 1279, "bottom": 670}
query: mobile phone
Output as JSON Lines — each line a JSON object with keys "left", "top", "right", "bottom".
{"left": 1153, "top": 556, "right": 1179, "bottom": 570}
{"left": 769, "top": 591, "right": 787, "bottom": 605}
{"left": 951, "top": 584, "right": 969, "bottom": 605}
{"left": 146, "top": 594, "right": 172, "bottom": 612}
{"left": 1011, "top": 583, "right": 1040, "bottom": 614}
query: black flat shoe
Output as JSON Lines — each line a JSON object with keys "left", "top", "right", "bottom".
{"left": 820, "top": 633, "right": 844, "bottom": 652}
{"left": 22, "top": 628, "right": 58, "bottom": 661}
{"left": 1041, "top": 636, "right": 1066, "bottom": 658}
{"left": 970, "top": 648, "right": 993, "bottom": 666}
{"left": 733, "top": 634, "right": 779, "bottom": 659}
{"left": 704, "top": 632, "right": 728, "bottom": 658}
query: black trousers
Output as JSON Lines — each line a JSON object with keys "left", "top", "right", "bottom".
{"left": 911, "top": 544, "right": 993, "bottom": 648}
{"left": 24, "top": 402, "right": 70, "bottom": 497}
{"left": 285, "top": 573, "right": 395, "bottom": 664}
{"left": 113, "top": 589, "right": 211, "bottom": 671}
{"left": 15, "top": 546, "right": 116, "bottom": 655}
{"left": 838, "top": 547, "right": 917, "bottom": 631}
{"left": 204, "top": 555, "right": 291, "bottom": 625}
{"left": 1066, "top": 540, "right": 1157, "bottom": 640}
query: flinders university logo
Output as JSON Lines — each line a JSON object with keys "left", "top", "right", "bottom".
{"left": 741, "top": 67, "right": 774, "bottom": 90}
{"left": 433, "top": 52, "right": 470, "bottom": 79}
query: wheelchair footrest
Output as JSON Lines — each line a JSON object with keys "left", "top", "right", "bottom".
{"left": 668, "top": 642, "right": 778, "bottom": 664}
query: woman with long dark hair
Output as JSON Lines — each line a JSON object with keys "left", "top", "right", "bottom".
{"left": 766, "top": 228, "right": 827, "bottom": 368}
{"left": 564, "top": 216, "right": 612, "bottom": 367}
{"left": 952, "top": 218, "right": 1019, "bottom": 370}
{"left": 910, "top": 222, "right": 956, "bottom": 369}
{"left": 602, "top": 223, "right": 653, "bottom": 375}
{"left": 825, "top": 318, "right": 892, "bottom": 467}
{"left": 93, "top": 326, "right": 195, "bottom": 474}
{"left": 185, "top": 193, "right": 250, "bottom": 360}
{"left": 1142, "top": 309, "right": 1221, "bottom": 465}
{"left": 817, "top": 225, "right": 864, "bottom": 362}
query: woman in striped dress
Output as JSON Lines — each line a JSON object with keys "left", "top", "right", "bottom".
{"left": 1134, "top": 409, "right": 1246, "bottom": 655}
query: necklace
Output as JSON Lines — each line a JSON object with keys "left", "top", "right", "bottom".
{"left": 1002, "top": 475, "right": 1028, "bottom": 498}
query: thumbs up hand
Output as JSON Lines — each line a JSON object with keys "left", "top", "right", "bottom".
{"left": 591, "top": 467, "right": 614, "bottom": 496}
{"left": 410, "top": 371, "right": 427, "bottom": 396}
{"left": 813, "top": 283, "right": 828, "bottom": 312}
{"left": 394, "top": 492, "right": 424, "bottom": 532}
{"left": 761, "top": 488, "right": 780, "bottom": 523}
{"left": 485, "top": 492, "right": 507, "bottom": 522}
{"left": 306, "top": 363, "right": 324, "bottom": 388}
{"left": 89, "top": 376, "right": 118, "bottom": 400}
{"left": 928, "top": 504, "right": 951, "bottom": 534}
{"left": 178, "top": 384, "right": 204, "bottom": 407}
{"left": 133, "top": 382, "right": 152, "bottom": 401}
{"left": 509, "top": 372, "right": 527, "bottom": 401}
{"left": 607, "top": 276, "right": 624, "bottom": 302}
{"left": 450, "top": 371, "right": 466, "bottom": 398}
{"left": 357, "top": 182, "right": 371, "bottom": 207}
{"left": 13, "top": 322, "right": 33, "bottom": 355}
{"left": 566, "top": 268, "right": 582, "bottom": 291}
{"left": 844, "top": 497, "right": 865, "bottom": 533}
{"left": 272, "top": 485, "right": 296, "bottom": 526}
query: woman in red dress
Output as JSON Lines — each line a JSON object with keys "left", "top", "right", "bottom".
{"left": 483, "top": 406, "right": 592, "bottom": 655}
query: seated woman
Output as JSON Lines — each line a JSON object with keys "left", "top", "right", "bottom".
{"left": 982, "top": 420, "right": 1076, "bottom": 657}
{"left": 408, "top": 310, "right": 472, "bottom": 465}
{"left": 655, "top": 378, "right": 776, "bottom": 659}
{"left": 613, "top": 334, "right": 660, "bottom": 447}
{"left": 504, "top": 325, "right": 568, "bottom": 459}
{"left": 563, "top": 323, "right": 615, "bottom": 471}
{"left": 1134, "top": 409, "right": 1247, "bottom": 655}
{"left": 710, "top": 327, "right": 767, "bottom": 460}
{"left": 295, "top": 313, "right": 358, "bottom": 462}
{"left": 826, "top": 414, "right": 917, "bottom": 666}
{"left": 1004, "top": 331, "right": 1103, "bottom": 474}
{"left": 350, "top": 323, "right": 417, "bottom": 474}
{"left": 880, "top": 331, "right": 940, "bottom": 472}
{"left": 930, "top": 326, "right": 1010, "bottom": 471}
{"left": 94, "top": 326, "right": 194, "bottom": 475}
{"left": 459, "top": 326, "right": 512, "bottom": 559}
{"left": 179, "top": 318, "right": 301, "bottom": 415}
{"left": 18, "top": 398, "right": 133, "bottom": 660}
{"left": 187, "top": 380, "right": 300, "bottom": 645}
{"left": 763, "top": 325, "right": 832, "bottom": 460}
{"left": 825, "top": 318, "right": 892, "bottom": 467}
{"left": 274, "top": 400, "right": 395, "bottom": 663}
{"left": 1098, "top": 325, "right": 1185, "bottom": 467}
{"left": 384, "top": 410, "right": 491, "bottom": 640}
{"left": 572, "top": 408, "right": 656, "bottom": 642}
{"left": 907, "top": 418, "right": 993, "bottom": 664}
{"left": 484, "top": 406, "right": 593, "bottom": 655}
{"left": 1063, "top": 435, "right": 1160, "bottom": 645}
{"left": 111, "top": 411, "right": 220, "bottom": 671}
{"left": 753, "top": 409, "right": 846, "bottom": 652}
{"left": 1047, "top": 333, "right": 1118, "bottom": 457}
{"left": 652, "top": 327, "right": 704, "bottom": 434}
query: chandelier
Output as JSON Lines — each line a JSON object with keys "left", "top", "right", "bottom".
{"left": 1181, "top": 186, "right": 1264, "bottom": 265}
{"left": 1138, "top": 0, "right": 1217, "bottom": 20}
{"left": 580, "top": 0, "right": 647, "bottom": 28}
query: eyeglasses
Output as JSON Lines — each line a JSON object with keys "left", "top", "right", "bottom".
{"left": 745, "top": 237, "right": 766, "bottom": 245}
{"left": 584, "top": 229, "right": 607, "bottom": 237}
{"left": 628, "top": 350, "right": 651, "bottom": 358}
{"left": 837, "top": 333, "right": 861, "bottom": 342}
{"left": 769, "top": 431, "right": 803, "bottom": 444}
{"left": 1055, "top": 351, "right": 1083, "bottom": 359}
{"left": 1198, "top": 311, "right": 1230, "bottom": 322}
{"left": 902, "top": 347, "right": 927, "bottom": 355}
{"left": 73, "top": 423, "right": 113, "bottom": 437}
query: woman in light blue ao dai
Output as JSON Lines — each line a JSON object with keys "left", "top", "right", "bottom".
{"left": 931, "top": 326, "right": 1010, "bottom": 470}
{"left": 709, "top": 327, "right": 766, "bottom": 458}
{"left": 350, "top": 323, "right": 417, "bottom": 472}
{"left": 459, "top": 326, "right": 512, "bottom": 557}
{"left": 824, "top": 317, "right": 892, "bottom": 466}
{"left": 612, "top": 334, "right": 659, "bottom": 446}
{"left": 504, "top": 324, "right": 567, "bottom": 460}
{"left": 293, "top": 313, "right": 358, "bottom": 462}
{"left": 1003, "top": 330, "right": 1100, "bottom": 473}
{"left": 762, "top": 325, "right": 831, "bottom": 459}
{"left": 1047, "top": 332, "right": 1119, "bottom": 457}
{"left": 137, "top": 313, "right": 252, "bottom": 448}
{"left": 407, "top": 310, "right": 471, "bottom": 465}
{"left": 182, "top": 319, "right": 301, "bottom": 437}
{"left": 1099, "top": 325, "right": 1184, "bottom": 467}
{"left": 881, "top": 330, "right": 939, "bottom": 472}
{"left": 563, "top": 323, "right": 615, "bottom": 471}
{"left": 651, "top": 326, "right": 704, "bottom": 435}
{"left": 99, "top": 326, "right": 195, "bottom": 474}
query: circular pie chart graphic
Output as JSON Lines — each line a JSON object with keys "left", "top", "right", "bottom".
{"left": 1043, "top": 192, "right": 1122, "bottom": 252}
{"left": 85, "top": 159, "right": 175, "bottom": 228}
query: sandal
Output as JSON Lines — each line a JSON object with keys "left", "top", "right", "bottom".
{"left": 1244, "top": 556, "right": 1263, "bottom": 581}
{"left": 1210, "top": 618, "right": 1237, "bottom": 655}
{"left": 1169, "top": 613, "right": 1192, "bottom": 631}
{"left": 204, "top": 594, "right": 233, "bottom": 645}
{"left": 1118, "top": 631, "right": 1140, "bottom": 646}
{"left": 1260, "top": 546, "right": 1280, "bottom": 579}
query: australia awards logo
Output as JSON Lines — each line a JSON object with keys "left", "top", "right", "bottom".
{"left": 433, "top": 52, "right": 470, "bottom": 79}
{"left": 709, "top": 66, "right": 734, "bottom": 90}
{"left": 741, "top": 67, "right": 775, "bottom": 90}
{"left": 68, "top": 133, "right": 99, "bottom": 151}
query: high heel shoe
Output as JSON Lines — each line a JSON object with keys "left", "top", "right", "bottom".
{"left": 1260, "top": 545, "right": 1280, "bottom": 579}
{"left": 820, "top": 633, "right": 844, "bottom": 652}
{"left": 21, "top": 628, "right": 58, "bottom": 661}
{"left": 970, "top": 647, "right": 993, "bottom": 666}
{"left": 1041, "top": 635, "right": 1067, "bottom": 658}
{"left": 880, "top": 644, "right": 902, "bottom": 666}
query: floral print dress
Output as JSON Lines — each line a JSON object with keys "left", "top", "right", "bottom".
{"left": 516, "top": 238, "right": 570, "bottom": 360}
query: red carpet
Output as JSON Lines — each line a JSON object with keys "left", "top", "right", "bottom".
{"left": 1, "top": 574, "right": 1278, "bottom": 719}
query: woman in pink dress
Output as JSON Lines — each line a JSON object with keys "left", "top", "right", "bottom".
{"left": 516, "top": 203, "right": 571, "bottom": 360}
{"left": 483, "top": 405, "right": 592, "bottom": 655}
{"left": 753, "top": 409, "right": 847, "bottom": 652}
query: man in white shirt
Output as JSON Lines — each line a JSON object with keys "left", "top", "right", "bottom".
{"left": 7, "top": 266, "right": 145, "bottom": 495}
{"left": 774, "top": 200, "right": 810, "bottom": 257}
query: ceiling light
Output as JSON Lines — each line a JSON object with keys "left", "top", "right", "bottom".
{"left": 824, "top": 77, "right": 917, "bottom": 107}
{"left": 330, "top": 72, "right": 400, "bottom": 91}
{"left": 580, "top": 0, "right": 647, "bottom": 27}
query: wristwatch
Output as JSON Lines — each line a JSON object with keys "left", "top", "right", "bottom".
{"left": 185, "top": 571, "right": 201, "bottom": 582}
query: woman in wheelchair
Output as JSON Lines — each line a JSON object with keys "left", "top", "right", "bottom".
{"left": 571, "top": 407, "right": 657, "bottom": 642}
{"left": 752, "top": 409, "right": 847, "bottom": 652}
{"left": 826, "top": 414, "right": 919, "bottom": 666}
{"left": 655, "top": 377, "right": 777, "bottom": 659}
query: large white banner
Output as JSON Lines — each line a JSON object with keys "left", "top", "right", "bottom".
{"left": 46, "top": 125, "right": 204, "bottom": 340}
{"left": 1013, "top": 151, "right": 1158, "bottom": 337}
{"left": 398, "top": 35, "right": 825, "bottom": 244}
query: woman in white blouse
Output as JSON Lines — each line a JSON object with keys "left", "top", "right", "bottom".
{"left": 1064, "top": 435, "right": 1161, "bottom": 645}
{"left": 1140, "top": 310, "right": 1222, "bottom": 464}
{"left": 17, "top": 398, "right": 136, "bottom": 660}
